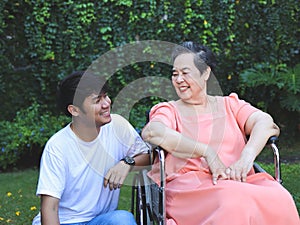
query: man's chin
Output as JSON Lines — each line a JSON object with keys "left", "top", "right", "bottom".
{"left": 99, "top": 116, "right": 112, "bottom": 126}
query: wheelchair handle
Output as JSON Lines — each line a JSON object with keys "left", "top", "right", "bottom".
{"left": 266, "top": 136, "right": 282, "bottom": 183}
{"left": 267, "top": 136, "right": 278, "bottom": 145}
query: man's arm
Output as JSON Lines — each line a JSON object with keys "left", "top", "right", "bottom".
{"left": 40, "top": 195, "right": 60, "bottom": 225}
{"left": 104, "top": 153, "right": 150, "bottom": 190}
{"left": 132, "top": 153, "right": 151, "bottom": 169}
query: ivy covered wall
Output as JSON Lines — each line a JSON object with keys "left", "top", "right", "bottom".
{"left": 0, "top": 0, "right": 299, "bottom": 169}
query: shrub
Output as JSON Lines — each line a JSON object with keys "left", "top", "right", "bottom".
{"left": 239, "top": 63, "right": 300, "bottom": 141}
{"left": 0, "top": 102, "right": 70, "bottom": 171}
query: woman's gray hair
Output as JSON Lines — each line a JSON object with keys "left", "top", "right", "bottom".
{"left": 172, "top": 41, "right": 217, "bottom": 75}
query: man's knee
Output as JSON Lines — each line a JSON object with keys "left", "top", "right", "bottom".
{"left": 111, "top": 210, "right": 136, "bottom": 225}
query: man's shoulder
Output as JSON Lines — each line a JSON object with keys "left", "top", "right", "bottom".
{"left": 111, "top": 113, "right": 127, "bottom": 122}
{"left": 110, "top": 114, "right": 131, "bottom": 128}
{"left": 106, "top": 114, "right": 138, "bottom": 140}
{"left": 46, "top": 124, "right": 73, "bottom": 148}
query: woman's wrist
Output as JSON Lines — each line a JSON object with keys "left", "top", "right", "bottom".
{"left": 241, "top": 146, "right": 257, "bottom": 164}
{"left": 202, "top": 145, "right": 217, "bottom": 162}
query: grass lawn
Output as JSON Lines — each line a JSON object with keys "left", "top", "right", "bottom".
{"left": 0, "top": 163, "right": 299, "bottom": 224}
{"left": 0, "top": 169, "right": 39, "bottom": 224}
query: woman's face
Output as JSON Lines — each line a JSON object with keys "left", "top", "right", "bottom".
{"left": 172, "top": 53, "right": 209, "bottom": 104}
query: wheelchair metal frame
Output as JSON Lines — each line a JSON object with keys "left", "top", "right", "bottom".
{"left": 132, "top": 147, "right": 166, "bottom": 225}
{"left": 132, "top": 136, "right": 281, "bottom": 225}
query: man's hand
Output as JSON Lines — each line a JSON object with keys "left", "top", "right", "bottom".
{"left": 104, "top": 161, "right": 131, "bottom": 190}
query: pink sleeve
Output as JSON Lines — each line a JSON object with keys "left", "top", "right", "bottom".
{"left": 227, "top": 93, "right": 259, "bottom": 133}
{"left": 149, "top": 102, "right": 177, "bottom": 130}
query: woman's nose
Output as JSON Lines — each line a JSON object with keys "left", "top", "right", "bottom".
{"left": 175, "top": 73, "right": 185, "bottom": 83}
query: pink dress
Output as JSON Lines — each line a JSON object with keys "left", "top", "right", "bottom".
{"left": 148, "top": 93, "right": 300, "bottom": 225}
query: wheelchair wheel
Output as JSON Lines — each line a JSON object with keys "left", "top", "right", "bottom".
{"left": 132, "top": 170, "right": 153, "bottom": 225}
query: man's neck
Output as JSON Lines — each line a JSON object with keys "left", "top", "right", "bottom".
{"left": 70, "top": 122, "right": 100, "bottom": 142}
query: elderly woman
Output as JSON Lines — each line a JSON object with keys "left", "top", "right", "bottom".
{"left": 142, "top": 41, "right": 299, "bottom": 225}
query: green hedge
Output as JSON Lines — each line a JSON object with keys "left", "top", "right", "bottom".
{"left": 0, "top": 103, "right": 70, "bottom": 171}
{"left": 0, "top": 0, "right": 299, "bottom": 169}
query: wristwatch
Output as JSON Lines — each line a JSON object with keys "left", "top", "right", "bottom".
{"left": 121, "top": 156, "right": 135, "bottom": 166}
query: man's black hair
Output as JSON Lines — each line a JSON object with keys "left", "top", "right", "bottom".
{"left": 56, "top": 71, "right": 108, "bottom": 117}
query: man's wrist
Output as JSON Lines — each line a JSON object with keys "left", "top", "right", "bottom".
{"left": 121, "top": 156, "right": 135, "bottom": 166}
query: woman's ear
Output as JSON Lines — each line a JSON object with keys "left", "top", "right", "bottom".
{"left": 203, "top": 67, "right": 211, "bottom": 81}
{"left": 67, "top": 105, "right": 80, "bottom": 117}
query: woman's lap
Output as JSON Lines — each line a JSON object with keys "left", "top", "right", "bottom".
{"left": 165, "top": 172, "right": 299, "bottom": 225}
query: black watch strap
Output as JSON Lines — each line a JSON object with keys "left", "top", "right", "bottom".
{"left": 121, "top": 156, "right": 135, "bottom": 166}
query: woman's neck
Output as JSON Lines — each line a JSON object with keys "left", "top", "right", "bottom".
{"left": 177, "top": 95, "right": 217, "bottom": 114}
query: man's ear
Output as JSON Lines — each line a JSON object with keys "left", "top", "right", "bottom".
{"left": 67, "top": 105, "right": 80, "bottom": 116}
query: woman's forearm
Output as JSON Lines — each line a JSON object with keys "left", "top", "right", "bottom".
{"left": 243, "top": 111, "right": 280, "bottom": 160}
{"left": 142, "top": 121, "right": 209, "bottom": 158}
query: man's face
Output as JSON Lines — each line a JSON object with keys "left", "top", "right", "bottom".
{"left": 79, "top": 93, "right": 112, "bottom": 127}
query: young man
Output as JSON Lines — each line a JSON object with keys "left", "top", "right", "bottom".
{"left": 32, "top": 71, "right": 150, "bottom": 225}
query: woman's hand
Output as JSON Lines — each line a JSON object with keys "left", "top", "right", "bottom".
{"left": 226, "top": 149, "right": 255, "bottom": 182}
{"left": 204, "top": 149, "right": 228, "bottom": 185}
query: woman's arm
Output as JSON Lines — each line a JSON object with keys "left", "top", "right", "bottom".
{"left": 227, "top": 111, "right": 280, "bottom": 182}
{"left": 41, "top": 195, "right": 60, "bottom": 225}
{"left": 142, "top": 121, "right": 208, "bottom": 158}
{"left": 244, "top": 111, "right": 280, "bottom": 158}
{"left": 142, "top": 121, "right": 228, "bottom": 184}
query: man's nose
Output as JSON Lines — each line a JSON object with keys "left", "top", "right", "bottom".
{"left": 101, "top": 98, "right": 111, "bottom": 107}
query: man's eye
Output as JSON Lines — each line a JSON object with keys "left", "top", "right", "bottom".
{"left": 99, "top": 93, "right": 108, "bottom": 98}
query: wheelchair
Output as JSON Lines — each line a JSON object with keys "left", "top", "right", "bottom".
{"left": 131, "top": 136, "right": 281, "bottom": 225}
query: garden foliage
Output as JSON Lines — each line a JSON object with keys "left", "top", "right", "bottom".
{"left": 0, "top": 103, "right": 70, "bottom": 170}
{"left": 0, "top": 0, "right": 299, "bottom": 170}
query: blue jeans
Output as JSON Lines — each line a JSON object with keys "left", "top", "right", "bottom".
{"left": 63, "top": 210, "right": 137, "bottom": 225}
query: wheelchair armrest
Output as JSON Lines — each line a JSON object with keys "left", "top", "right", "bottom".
{"left": 253, "top": 162, "right": 266, "bottom": 173}
{"left": 266, "top": 136, "right": 282, "bottom": 184}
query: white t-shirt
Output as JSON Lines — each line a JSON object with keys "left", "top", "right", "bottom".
{"left": 32, "top": 114, "right": 149, "bottom": 224}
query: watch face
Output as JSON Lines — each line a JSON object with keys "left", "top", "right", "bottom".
{"left": 124, "top": 156, "right": 135, "bottom": 165}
